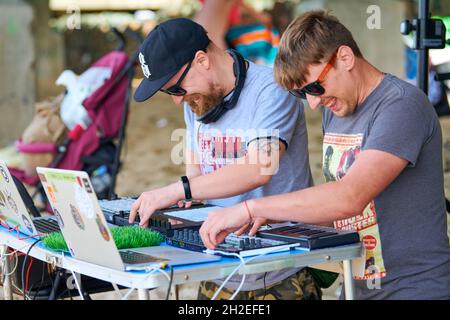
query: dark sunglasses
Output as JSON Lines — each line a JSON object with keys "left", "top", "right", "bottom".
{"left": 289, "top": 51, "right": 337, "bottom": 100}
{"left": 160, "top": 60, "right": 193, "bottom": 96}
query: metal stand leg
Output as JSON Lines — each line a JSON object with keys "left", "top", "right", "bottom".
{"left": 343, "top": 260, "right": 355, "bottom": 300}
{"left": 138, "top": 288, "right": 149, "bottom": 300}
{"left": 1, "top": 245, "right": 13, "bottom": 300}
{"left": 174, "top": 284, "right": 180, "bottom": 300}
{"left": 66, "top": 272, "right": 91, "bottom": 300}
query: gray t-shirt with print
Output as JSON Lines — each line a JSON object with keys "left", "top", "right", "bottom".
{"left": 184, "top": 61, "right": 313, "bottom": 291}
{"left": 322, "top": 73, "right": 450, "bottom": 300}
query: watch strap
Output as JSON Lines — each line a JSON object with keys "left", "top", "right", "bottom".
{"left": 181, "top": 176, "right": 192, "bottom": 201}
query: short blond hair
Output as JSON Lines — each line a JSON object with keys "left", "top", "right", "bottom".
{"left": 274, "top": 10, "right": 362, "bottom": 90}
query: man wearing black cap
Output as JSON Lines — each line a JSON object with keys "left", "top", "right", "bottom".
{"left": 130, "top": 18, "right": 320, "bottom": 300}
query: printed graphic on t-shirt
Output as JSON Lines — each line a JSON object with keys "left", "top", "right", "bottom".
{"left": 198, "top": 131, "right": 247, "bottom": 174}
{"left": 323, "top": 133, "right": 386, "bottom": 280}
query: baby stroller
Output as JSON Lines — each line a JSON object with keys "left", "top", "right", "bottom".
{"left": 9, "top": 28, "right": 141, "bottom": 217}
{"left": 5, "top": 28, "right": 143, "bottom": 300}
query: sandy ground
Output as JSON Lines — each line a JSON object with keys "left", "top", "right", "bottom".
{"left": 114, "top": 91, "right": 186, "bottom": 194}
{"left": 1, "top": 85, "right": 449, "bottom": 300}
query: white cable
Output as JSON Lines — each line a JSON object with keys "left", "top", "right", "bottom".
{"left": 0, "top": 250, "right": 27, "bottom": 299}
{"left": 111, "top": 282, "right": 123, "bottom": 299}
{"left": 151, "top": 266, "right": 171, "bottom": 282}
{"left": 1, "top": 251, "right": 19, "bottom": 277}
{"left": 1, "top": 244, "right": 31, "bottom": 256}
{"left": 208, "top": 243, "right": 300, "bottom": 300}
{"left": 121, "top": 266, "right": 171, "bottom": 300}
{"left": 231, "top": 243, "right": 301, "bottom": 300}
{"left": 230, "top": 274, "right": 246, "bottom": 300}
{"left": 121, "top": 268, "right": 158, "bottom": 300}
{"left": 12, "top": 282, "right": 32, "bottom": 300}
{"left": 59, "top": 252, "right": 84, "bottom": 300}
{"left": 121, "top": 287, "right": 136, "bottom": 300}
{"left": 69, "top": 269, "right": 84, "bottom": 300}
{"left": 0, "top": 243, "right": 42, "bottom": 278}
{"left": 207, "top": 251, "right": 245, "bottom": 300}
{"left": 59, "top": 249, "right": 172, "bottom": 301}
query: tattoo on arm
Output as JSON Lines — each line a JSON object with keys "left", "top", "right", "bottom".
{"left": 255, "top": 138, "right": 281, "bottom": 157}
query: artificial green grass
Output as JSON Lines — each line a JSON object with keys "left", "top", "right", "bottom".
{"left": 42, "top": 226, "right": 164, "bottom": 251}
{"left": 43, "top": 232, "right": 68, "bottom": 251}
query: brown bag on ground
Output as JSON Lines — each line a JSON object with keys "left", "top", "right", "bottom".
{"left": 20, "top": 93, "right": 68, "bottom": 176}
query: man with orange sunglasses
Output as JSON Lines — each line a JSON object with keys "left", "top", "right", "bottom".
{"left": 200, "top": 11, "right": 450, "bottom": 300}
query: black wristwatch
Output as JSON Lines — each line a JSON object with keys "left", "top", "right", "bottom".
{"left": 181, "top": 176, "right": 192, "bottom": 202}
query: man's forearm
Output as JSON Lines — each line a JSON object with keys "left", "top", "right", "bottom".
{"left": 247, "top": 180, "right": 364, "bottom": 226}
{"left": 186, "top": 138, "right": 284, "bottom": 201}
{"left": 189, "top": 163, "right": 271, "bottom": 200}
{"left": 245, "top": 150, "right": 408, "bottom": 226}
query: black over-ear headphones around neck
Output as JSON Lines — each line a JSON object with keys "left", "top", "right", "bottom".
{"left": 197, "top": 49, "right": 248, "bottom": 124}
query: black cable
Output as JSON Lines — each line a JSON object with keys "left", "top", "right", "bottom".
{"left": 56, "top": 288, "right": 69, "bottom": 300}
{"left": 165, "top": 266, "right": 174, "bottom": 300}
{"left": 21, "top": 238, "right": 42, "bottom": 300}
{"left": 55, "top": 272, "right": 71, "bottom": 300}
{"left": 32, "top": 259, "right": 46, "bottom": 300}
{"left": 262, "top": 272, "right": 268, "bottom": 300}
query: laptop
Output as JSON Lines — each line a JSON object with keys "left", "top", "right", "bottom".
{"left": 36, "top": 167, "right": 221, "bottom": 271}
{"left": 0, "top": 160, "right": 60, "bottom": 236}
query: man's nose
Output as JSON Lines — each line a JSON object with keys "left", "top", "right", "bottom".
{"left": 306, "top": 95, "right": 322, "bottom": 110}
{"left": 171, "top": 95, "right": 184, "bottom": 105}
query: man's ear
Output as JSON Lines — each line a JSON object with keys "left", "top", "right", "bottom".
{"left": 337, "top": 45, "right": 355, "bottom": 71}
{"left": 194, "top": 50, "right": 210, "bottom": 70}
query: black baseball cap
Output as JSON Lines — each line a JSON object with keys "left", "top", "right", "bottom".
{"left": 134, "top": 18, "right": 210, "bottom": 102}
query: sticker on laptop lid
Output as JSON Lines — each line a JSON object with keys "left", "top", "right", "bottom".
{"left": 51, "top": 182, "right": 58, "bottom": 193}
{"left": 74, "top": 183, "right": 95, "bottom": 219}
{"left": 95, "top": 213, "right": 110, "bottom": 242}
{"left": 5, "top": 190, "right": 18, "bottom": 214}
{"left": 0, "top": 190, "right": 7, "bottom": 208}
{"left": 82, "top": 178, "right": 93, "bottom": 193}
{"left": 46, "top": 171, "right": 77, "bottom": 182}
{"left": 46, "top": 185, "right": 57, "bottom": 204}
{"left": 0, "top": 165, "right": 9, "bottom": 183}
{"left": 69, "top": 203, "right": 85, "bottom": 230}
{"left": 21, "top": 215, "right": 34, "bottom": 234}
{"left": 54, "top": 208, "right": 65, "bottom": 229}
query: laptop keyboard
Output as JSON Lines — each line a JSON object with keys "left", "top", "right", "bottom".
{"left": 119, "top": 250, "right": 168, "bottom": 265}
{"left": 33, "top": 218, "right": 61, "bottom": 234}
